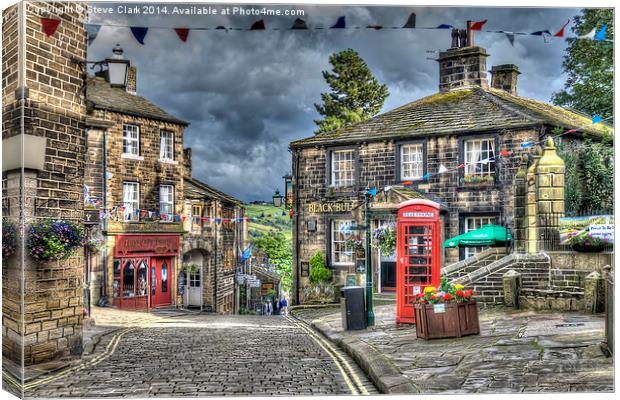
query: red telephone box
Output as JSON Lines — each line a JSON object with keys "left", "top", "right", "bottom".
{"left": 396, "top": 199, "right": 441, "bottom": 324}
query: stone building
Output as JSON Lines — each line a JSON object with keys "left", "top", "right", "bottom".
{"left": 181, "top": 175, "right": 246, "bottom": 314}
{"left": 288, "top": 32, "right": 611, "bottom": 304}
{"left": 84, "top": 45, "right": 189, "bottom": 311}
{"left": 2, "top": 1, "right": 87, "bottom": 375}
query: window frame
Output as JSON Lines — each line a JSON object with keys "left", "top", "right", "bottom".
{"left": 458, "top": 134, "right": 499, "bottom": 186}
{"left": 326, "top": 146, "right": 358, "bottom": 192}
{"left": 122, "top": 181, "right": 140, "bottom": 222}
{"left": 159, "top": 184, "right": 175, "bottom": 222}
{"left": 329, "top": 218, "right": 355, "bottom": 267}
{"left": 123, "top": 124, "right": 140, "bottom": 156}
{"left": 459, "top": 213, "right": 498, "bottom": 260}
{"left": 395, "top": 139, "right": 427, "bottom": 182}
{"left": 159, "top": 130, "right": 175, "bottom": 161}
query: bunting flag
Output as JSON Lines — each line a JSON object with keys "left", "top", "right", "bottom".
{"left": 367, "top": 25, "right": 383, "bottom": 30}
{"left": 595, "top": 24, "right": 608, "bottom": 41}
{"left": 521, "top": 142, "right": 534, "bottom": 149}
{"left": 504, "top": 32, "right": 515, "bottom": 46}
{"left": 438, "top": 165, "right": 448, "bottom": 174}
{"left": 368, "top": 188, "right": 378, "bottom": 196}
{"left": 215, "top": 26, "right": 227, "bottom": 30}
{"left": 436, "top": 24, "right": 453, "bottom": 29}
{"left": 553, "top": 19, "right": 570, "bottom": 37}
{"left": 130, "top": 26, "right": 148, "bottom": 45}
{"left": 421, "top": 172, "right": 431, "bottom": 180}
{"left": 331, "top": 16, "right": 346, "bottom": 29}
{"left": 592, "top": 114, "right": 604, "bottom": 124}
{"left": 174, "top": 28, "right": 190, "bottom": 42}
{"left": 531, "top": 30, "right": 551, "bottom": 36}
{"left": 402, "top": 13, "right": 416, "bottom": 29}
{"left": 470, "top": 19, "right": 488, "bottom": 31}
{"left": 86, "top": 24, "right": 101, "bottom": 45}
{"left": 240, "top": 243, "right": 254, "bottom": 263}
{"left": 291, "top": 18, "right": 308, "bottom": 29}
{"left": 500, "top": 148, "right": 510, "bottom": 157}
{"left": 41, "top": 18, "right": 61, "bottom": 37}
{"left": 250, "top": 19, "right": 265, "bottom": 30}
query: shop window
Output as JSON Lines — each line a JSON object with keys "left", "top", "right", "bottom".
{"left": 123, "top": 125, "right": 140, "bottom": 155}
{"left": 122, "top": 182, "right": 139, "bottom": 222}
{"left": 330, "top": 149, "right": 355, "bottom": 188}
{"left": 123, "top": 261, "right": 135, "bottom": 297}
{"left": 160, "top": 185, "right": 174, "bottom": 222}
{"left": 331, "top": 220, "right": 354, "bottom": 266}
{"left": 463, "top": 216, "right": 496, "bottom": 259}
{"left": 159, "top": 130, "right": 174, "bottom": 161}
{"left": 400, "top": 143, "right": 424, "bottom": 180}
{"left": 137, "top": 261, "right": 148, "bottom": 296}
{"left": 463, "top": 138, "right": 496, "bottom": 181}
{"left": 113, "top": 260, "right": 121, "bottom": 298}
{"left": 161, "top": 261, "right": 168, "bottom": 292}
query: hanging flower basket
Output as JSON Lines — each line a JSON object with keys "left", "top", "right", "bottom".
{"left": 28, "top": 220, "right": 83, "bottom": 263}
{"left": 568, "top": 234, "right": 609, "bottom": 253}
{"left": 373, "top": 223, "right": 396, "bottom": 256}
{"left": 85, "top": 237, "right": 105, "bottom": 254}
{"left": 413, "top": 278, "right": 480, "bottom": 339}
{"left": 2, "top": 220, "right": 17, "bottom": 259}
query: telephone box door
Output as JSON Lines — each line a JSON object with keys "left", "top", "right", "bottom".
{"left": 396, "top": 200, "right": 441, "bottom": 324}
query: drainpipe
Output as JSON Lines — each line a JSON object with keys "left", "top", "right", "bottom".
{"left": 293, "top": 149, "right": 301, "bottom": 305}
{"left": 101, "top": 127, "right": 108, "bottom": 301}
{"left": 213, "top": 201, "right": 219, "bottom": 312}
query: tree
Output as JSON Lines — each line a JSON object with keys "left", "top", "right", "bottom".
{"left": 308, "top": 251, "right": 332, "bottom": 283}
{"left": 253, "top": 231, "right": 293, "bottom": 293}
{"left": 552, "top": 9, "right": 613, "bottom": 120}
{"left": 314, "top": 49, "right": 389, "bottom": 134}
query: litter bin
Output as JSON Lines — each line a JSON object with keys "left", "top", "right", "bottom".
{"left": 341, "top": 286, "right": 367, "bottom": 330}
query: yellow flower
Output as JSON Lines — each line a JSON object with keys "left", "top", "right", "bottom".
{"left": 454, "top": 284, "right": 464, "bottom": 290}
{"left": 423, "top": 286, "right": 436, "bottom": 294}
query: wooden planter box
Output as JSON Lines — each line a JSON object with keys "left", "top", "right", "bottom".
{"left": 414, "top": 301, "right": 480, "bottom": 339}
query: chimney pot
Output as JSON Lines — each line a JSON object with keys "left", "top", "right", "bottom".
{"left": 491, "top": 64, "right": 520, "bottom": 95}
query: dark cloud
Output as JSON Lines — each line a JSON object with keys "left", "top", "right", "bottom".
{"left": 88, "top": 3, "right": 579, "bottom": 201}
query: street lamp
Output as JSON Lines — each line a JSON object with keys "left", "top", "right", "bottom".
{"left": 71, "top": 43, "right": 130, "bottom": 89}
{"left": 272, "top": 189, "right": 283, "bottom": 207}
{"left": 106, "top": 44, "right": 130, "bottom": 87}
{"left": 283, "top": 173, "right": 293, "bottom": 209}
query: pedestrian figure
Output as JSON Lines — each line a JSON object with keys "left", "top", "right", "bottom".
{"left": 280, "top": 297, "right": 288, "bottom": 316}
{"left": 267, "top": 300, "right": 273, "bottom": 316}
{"left": 274, "top": 297, "right": 280, "bottom": 315}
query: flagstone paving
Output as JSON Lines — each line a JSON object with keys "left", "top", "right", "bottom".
{"left": 292, "top": 304, "right": 614, "bottom": 394}
{"left": 23, "top": 308, "right": 376, "bottom": 397}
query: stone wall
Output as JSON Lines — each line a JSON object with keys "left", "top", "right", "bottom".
{"left": 2, "top": 1, "right": 88, "bottom": 367}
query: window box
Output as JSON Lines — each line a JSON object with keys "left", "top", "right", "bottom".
{"left": 414, "top": 301, "right": 480, "bottom": 339}
{"left": 159, "top": 158, "right": 179, "bottom": 165}
{"left": 463, "top": 174, "right": 495, "bottom": 185}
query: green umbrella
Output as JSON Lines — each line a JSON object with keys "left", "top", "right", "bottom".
{"left": 444, "top": 224, "right": 512, "bottom": 248}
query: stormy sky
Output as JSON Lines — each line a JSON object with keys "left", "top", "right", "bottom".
{"left": 87, "top": 3, "right": 580, "bottom": 202}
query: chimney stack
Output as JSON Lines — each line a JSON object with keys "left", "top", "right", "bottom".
{"left": 126, "top": 66, "right": 137, "bottom": 94}
{"left": 490, "top": 64, "right": 520, "bottom": 95}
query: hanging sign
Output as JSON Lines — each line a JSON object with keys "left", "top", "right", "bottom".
{"left": 307, "top": 201, "right": 355, "bottom": 213}
{"left": 559, "top": 215, "right": 614, "bottom": 244}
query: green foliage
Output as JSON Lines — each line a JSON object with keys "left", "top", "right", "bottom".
{"left": 309, "top": 251, "right": 332, "bottom": 283}
{"left": 314, "top": 48, "right": 389, "bottom": 134}
{"left": 372, "top": 224, "right": 396, "bottom": 256}
{"left": 559, "top": 139, "right": 613, "bottom": 214}
{"left": 253, "top": 230, "right": 293, "bottom": 294}
{"left": 552, "top": 9, "right": 613, "bottom": 120}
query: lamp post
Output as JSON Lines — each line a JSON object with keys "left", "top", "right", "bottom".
{"left": 364, "top": 188, "right": 375, "bottom": 327}
{"left": 272, "top": 189, "right": 283, "bottom": 208}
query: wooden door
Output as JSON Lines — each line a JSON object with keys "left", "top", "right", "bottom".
{"left": 150, "top": 257, "right": 172, "bottom": 307}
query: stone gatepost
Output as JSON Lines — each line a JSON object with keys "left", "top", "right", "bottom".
{"left": 535, "top": 137, "right": 565, "bottom": 249}
{"left": 513, "top": 155, "right": 528, "bottom": 252}
{"left": 525, "top": 147, "right": 542, "bottom": 254}
{"left": 584, "top": 271, "right": 604, "bottom": 313}
{"left": 503, "top": 269, "right": 522, "bottom": 308}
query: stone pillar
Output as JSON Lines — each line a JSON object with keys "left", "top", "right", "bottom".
{"left": 525, "top": 147, "right": 542, "bottom": 254}
{"left": 584, "top": 271, "right": 604, "bottom": 313}
{"left": 503, "top": 269, "right": 522, "bottom": 308}
{"left": 513, "top": 155, "right": 528, "bottom": 252}
{"left": 535, "top": 137, "right": 565, "bottom": 251}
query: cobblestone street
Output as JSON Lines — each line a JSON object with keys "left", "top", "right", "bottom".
{"left": 24, "top": 310, "right": 376, "bottom": 397}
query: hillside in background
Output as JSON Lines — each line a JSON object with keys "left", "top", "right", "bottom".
{"left": 245, "top": 203, "right": 292, "bottom": 241}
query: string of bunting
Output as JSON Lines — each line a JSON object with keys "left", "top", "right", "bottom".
{"left": 367, "top": 114, "right": 613, "bottom": 192}
{"left": 38, "top": 15, "right": 612, "bottom": 46}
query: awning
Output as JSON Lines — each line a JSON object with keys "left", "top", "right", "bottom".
{"left": 444, "top": 225, "right": 511, "bottom": 248}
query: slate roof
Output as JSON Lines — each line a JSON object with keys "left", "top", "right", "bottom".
{"left": 371, "top": 184, "right": 448, "bottom": 211}
{"left": 290, "top": 87, "right": 612, "bottom": 148}
{"left": 86, "top": 76, "right": 189, "bottom": 126}
{"left": 184, "top": 177, "right": 242, "bottom": 205}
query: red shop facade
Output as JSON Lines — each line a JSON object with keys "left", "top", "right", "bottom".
{"left": 112, "top": 234, "right": 180, "bottom": 310}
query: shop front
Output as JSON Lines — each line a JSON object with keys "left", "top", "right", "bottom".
{"left": 112, "top": 234, "right": 180, "bottom": 310}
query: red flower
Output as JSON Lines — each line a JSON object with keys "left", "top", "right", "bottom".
{"left": 443, "top": 293, "right": 452, "bottom": 301}
{"left": 430, "top": 294, "right": 437, "bottom": 300}
{"left": 455, "top": 290, "right": 464, "bottom": 297}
